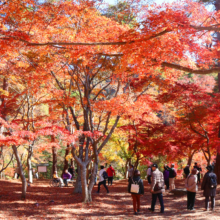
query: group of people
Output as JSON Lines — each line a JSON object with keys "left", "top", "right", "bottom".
{"left": 53, "top": 166, "right": 74, "bottom": 187}
{"left": 96, "top": 165, "right": 116, "bottom": 193}
{"left": 147, "top": 163, "right": 177, "bottom": 191}
{"left": 127, "top": 163, "right": 218, "bottom": 215}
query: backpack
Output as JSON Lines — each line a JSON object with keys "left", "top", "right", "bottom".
{"left": 209, "top": 174, "right": 217, "bottom": 189}
{"left": 130, "top": 179, "right": 141, "bottom": 193}
{"left": 102, "top": 171, "right": 108, "bottom": 180}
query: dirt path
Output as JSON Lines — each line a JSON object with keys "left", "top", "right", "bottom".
{"left": 0, "top": 179, "right": 220, "bottom": 219}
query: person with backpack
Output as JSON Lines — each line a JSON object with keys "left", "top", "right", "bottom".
{"left": 167, "top": 164, "right": 177, "bottom": 191}
{"left": 148, "top": 164, "right": 165, "bottom": 213}
{"left": 128, "top": 170, "right": 144, "bottom": 215}
{"left": 97, "top": 166, "right": 109, "bottom": 193}
{"left": 106, "top": 165, "right": 116, "bottom": 186}
{"left": 201, "top": 165, "right": 217, "bottom": 211}
{"left": 185, "top": 168, "right": 198, "bottom": 210}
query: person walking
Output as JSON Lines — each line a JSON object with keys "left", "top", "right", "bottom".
{"left": 167, "top": 164, "right": 176, "bottom": 191}
{"left": 201, "top": 165, "right": 217, "bottom": 211}
{"left": 97, "top": 166, "right": 109, "bottom": 193}
{"left": 184, "top": 165, "right": 190, "bottom": 178}
{"left": 147, "top": 166, "right": 152, "bottom": 184}
{"left": 148, "top": 164, "right": 165, "bottom": 213}
{"left": 128, "top": 170, "right": 144, "bottom": 215}
{"left": 185, "top": 168, "right": 198, "bottom": 211}
{"left": 106, "top": 165, "right": 116, "bottom": 186}
{"left": 128, "top": 165, "right": 134, "bottom": 182}
{"left": 163, "top": 166, "right": 169, "bottom": 190}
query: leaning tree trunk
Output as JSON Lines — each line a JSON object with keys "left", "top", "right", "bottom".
{"left": 12, "top": 145, "right": 27, "bottom": 200}
{"left": 27, "top": 143, "right": 34, "bottom": 183}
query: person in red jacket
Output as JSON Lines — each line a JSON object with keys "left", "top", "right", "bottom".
{"left": 106, "top": 165, "right": 116, "bottom": 186}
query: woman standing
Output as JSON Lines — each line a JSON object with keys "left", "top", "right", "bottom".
{"left": 128, "top": 170, "right": 144, "bottom": 215}
{"left": 185, "top": 168, "right": 198, "bottom": 210}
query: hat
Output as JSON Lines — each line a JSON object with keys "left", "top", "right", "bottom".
{"left": 191, "top": 168, "right": 199, "bottom": 175}
{"left": 152, "top": 164, "right": 158, "bottom": 168}
{"left": 206, "top": 165, "right": 213, "bottom": 171}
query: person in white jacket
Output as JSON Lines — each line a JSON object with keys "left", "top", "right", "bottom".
{"left": 185, "top": 168, "right": 198, "bottom": 211}
{"left": 97, "top": 166, "right": 109, "bottom": 193}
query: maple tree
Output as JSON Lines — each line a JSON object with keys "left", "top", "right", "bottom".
{"left": 2, "top": 0, "right": 220, "bottom": 202}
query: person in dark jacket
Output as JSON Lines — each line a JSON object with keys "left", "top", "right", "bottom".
{"left": 201, "top": 165, "right": 217, "bottom": 211}
{"left": 184, "top": 165, "right": 190, "bottom": 178}
{"left": 68, "top": 165, "right": 75, "bottom": 180}
{"left": 128, "top": 170, "right": 144, "bottom": 215}
{"left": 167, "top": 164, "right": 176, "bottom": 191}
{"left": 163, "top": 166, "right": 169, "bottom": 190}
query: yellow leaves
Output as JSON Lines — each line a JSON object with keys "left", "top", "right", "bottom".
{"left": 0, "top": 88, "right": 9, "bottom": 97}
{"left": 65, "top": 154, "right": 73, "bottom": 161}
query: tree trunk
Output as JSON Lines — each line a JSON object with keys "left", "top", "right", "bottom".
{"left": 214, "top": 0, "right": 220, "bottom": 184}
{"left": 81, "top": 164, "right": 90, "bottom": 203}
{"left": 62, "top": 144, "right": 70, "bottom": 177}
{"left": 12, "top": 145, "right": 27, "bottom": 200}
{"left": 52, "top": 146, "right": 57, "bottom": 174}
{"left": 27, "top": 143, "right": 33, "bottom": 183}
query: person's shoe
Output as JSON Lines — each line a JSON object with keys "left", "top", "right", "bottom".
{"left": 204, "top": 209, "right": 209, "bottom": 211}
{"left": 148, "top": 208, "right": 154, "bottom": 212}
{"left": 96, "top": 191, "right": 99, "bottom": 193}
{"left": 107, "top": 191, "right": 109, "bottom": 193}
{"left": 134, "top": 212, "right": 138, "bottom": 215}
{"left": 160, "top": 211, "right": 164, "bottom": 213}
{"left": 137, "top": 209, "right": 140, "bottom": 213}
{"left": 190, "top": 208, "right": 195, "bottom": 211}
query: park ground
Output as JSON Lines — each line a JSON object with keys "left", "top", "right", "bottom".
{"left": 0, "top": 179, "right": 220, "bottom": 220}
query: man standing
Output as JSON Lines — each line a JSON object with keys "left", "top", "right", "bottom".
{"left": 106, "top": 165, "right": 116, "bottom": 186}
{"left": 148, "top": 164, "right": 165, "bottom": 213}
{"left": 147, "top": 166, "right": 152, "bottom": 184}
{"left": 167, "top": 164, "right": 176, "bottom": 191}
{"left": 201, "top": 165, "right": 217, "bottom": 211}
{"left": 97, "top": 166, "right": 109, "bottom": 193}
{"left": 184, "top": 165, "right": 190, "bottom": 178}
{"left": 128, "top": 165, "right": 134, "bottom": 182}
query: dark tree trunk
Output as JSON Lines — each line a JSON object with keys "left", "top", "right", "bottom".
{"left": 62, "top": 144, "right": 70, "bottom": 177}
{"left": 12, "top": 145, "right": 27, "bottom": 200}
{"left": 52, "top": 146, "right": 57, "bottom": 174}
{"left": 214, "top": 0, "right": 220, "bottom": 184}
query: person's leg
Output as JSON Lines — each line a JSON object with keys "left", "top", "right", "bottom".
{"left": 211, "top": 196, "right": 215, "bottom": 210}
{"left": 149, "top": 175, "right": 152, "bottom": 184}
{"left": 158, "top": 193, "right": 164, "bottom": 212}
{"left": 169, "top": 178, "right": 172, "bottom": 190}
{"left": 147, "top": 176, "right": 150, "bottom": 184}
{"left": 103, "top": 180, "right": 109, "bottom": 192}
{"left": 187, "top": 191, "right": 191, "bottom": 209}
{"left": 173, "top": 178, "right": 175, "bottom": 189}
{"left": 131, "top": 194, "right": 137, "bottom": 213}
{"left": 151, "top": 194, "right": 157, "bottom": 211}
{"left": 137, "top": 194, "right": 141, "bottom": 212}
{"left": 63, "top": 179, "right": 67, "bottom": 186}
{"left": 191, "top": 192, "right": 196, "bottom": 209}
{"left": 108, "top": 177, "right": 110, "bottom": 185}
{"left": 110, "top": 177, "right": 113, "bottom": 185}
{"left": 97, "top": 181, "right": 102, "bottom": 192}
{"left": 205, "top": 196, "right": 209, "bottom": 210}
